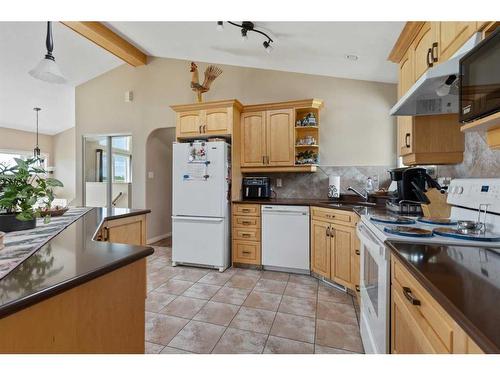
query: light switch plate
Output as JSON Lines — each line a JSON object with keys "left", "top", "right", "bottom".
{"left": 148, "top": 171, "right": 154, "bottom": 179}
{"left": 276, "top": 178, "right": 282, "bottom": 187}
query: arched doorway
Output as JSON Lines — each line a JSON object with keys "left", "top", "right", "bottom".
{"left": 145, "top": 127, "right": 176, "bottom": 244}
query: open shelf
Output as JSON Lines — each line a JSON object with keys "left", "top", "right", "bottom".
{"left": 295, "top": 126, "right": 319, "bottom": 130}
{"left": 295, "top": 144, "right": 319, "bottom": 148}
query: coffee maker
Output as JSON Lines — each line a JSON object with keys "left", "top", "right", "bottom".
{"left": 387, "top": 167, "right": 440, "bottom": 214}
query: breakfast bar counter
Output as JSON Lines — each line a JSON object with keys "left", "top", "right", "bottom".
{"left": 0, "top": 207, "right": 152, "bottom": 353}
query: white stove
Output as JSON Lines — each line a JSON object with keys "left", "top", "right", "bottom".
{"left": 357, "top": 178, "right": 500, "bottom": 354}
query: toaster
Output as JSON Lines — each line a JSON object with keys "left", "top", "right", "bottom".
{"left": 242, "top": 177, "right": 271, "bottom": 199}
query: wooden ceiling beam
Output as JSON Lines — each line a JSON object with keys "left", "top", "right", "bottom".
{"left": 61, "top": 21, "right": 147, "bottom": 67}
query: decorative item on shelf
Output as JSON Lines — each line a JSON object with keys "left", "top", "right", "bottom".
{"left": 328, "top": 175, "right": 341, "bottom": 199}
{"left": 296, "top": 112, "right": 317, "bottom": 127}
{"left": 0, "top": 158, "right": 63, "bottom": 232}
{"left": 295, "top": 150, "right": 319, "bottom": 165}
{"left": 190, "top": 62, "right": 223, "bottom": 103}
{"left": 296, "top": 135, "right": 317, "bottom": 146}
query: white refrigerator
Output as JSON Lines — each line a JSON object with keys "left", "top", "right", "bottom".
{"left": 172, "top": 141, "right": 230, "bottom": 271}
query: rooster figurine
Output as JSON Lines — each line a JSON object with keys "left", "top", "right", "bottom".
{"left": 190, "top": 62, "right": 223, "bottom": 103}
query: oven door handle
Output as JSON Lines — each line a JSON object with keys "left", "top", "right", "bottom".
{"left": 356, "top": 223, "right": 385, "bottom": 249}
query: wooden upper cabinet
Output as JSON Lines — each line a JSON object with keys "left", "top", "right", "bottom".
{"left": 177, "top": 111, "right": 202, "bottom": 138}
{"left": 311, "top": 219, "right": 331, "bottom": 278}
{"left": 241, "top": 112, "right": 267, "bottom": 167}
{"left": 171, "top": 100, "right": 243, "bottom": 139}
{"left": 411, "top": 22, "right": 437, "bottom": 81}
{"left": 204, "top": 107, "right": 231, "bottom": 135}
{"left": 266, "top": 109, "right": 295, "bottom": 166}
{"left": 437, "top": 22, "right": 477, "bottom": 62}
{"left": 331, "top": 224, "right": 353, "bottom": 287}
{"left": 398, "top": 116, "right": 414, "bottom": 157}
{"left": 398, "top": 50, "right": 414, "bottom": 98}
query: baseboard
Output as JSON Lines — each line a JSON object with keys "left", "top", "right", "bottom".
{"left": 147, "top": 232, "right": 171, "bottom": 245}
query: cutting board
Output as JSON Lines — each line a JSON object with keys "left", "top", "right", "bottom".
{"left": 421, "top": 188, "right": 451, "bottom": 218}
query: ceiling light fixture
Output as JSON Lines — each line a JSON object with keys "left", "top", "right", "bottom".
{"left": 217, "top": 21, "right": 274, "bottom": 53}
{"left": 29, "top": 22, "right": 66, "bottom": 84}
{"left": 33, "top": 107, "right": 41, "bottom": 158}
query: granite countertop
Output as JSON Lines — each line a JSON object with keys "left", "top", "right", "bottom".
{"left": 233, "top": 197, "right": 389, "bottom": 216}
{"left": 0, "top": 207, "right": 153, "bottom": 319}
{"left": 388, "top": 242, "right": 500, "bottom": 353}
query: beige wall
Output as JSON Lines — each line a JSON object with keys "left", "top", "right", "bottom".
{"left": 0, "top": 126, "right": 53, "bottom": 165}
{"left": 52, "top": 127, "right": 76, "bottom": 202}
{"left": 75, "top": 57, "right": 397, "bottom": 208}
{"left": 146, "top": 127, "right": 176, "bottom": 241}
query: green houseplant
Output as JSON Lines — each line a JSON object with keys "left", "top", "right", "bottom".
{"left": 0, "top": 157, "right": 63, "bottom": 232}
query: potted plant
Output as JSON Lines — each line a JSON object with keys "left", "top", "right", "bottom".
{"left": 0, "top": 157, "right": 63, "bottom": 232}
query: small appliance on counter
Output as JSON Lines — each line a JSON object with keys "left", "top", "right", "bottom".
{"left": 242, "top": 177, "right": 271, "bottom": 199}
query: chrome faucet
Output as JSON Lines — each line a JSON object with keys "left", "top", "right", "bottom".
{"left": 347, "top": 186, "right": 369, "bottom": 201}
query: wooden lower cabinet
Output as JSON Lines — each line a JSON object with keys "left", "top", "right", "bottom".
{"left": 101, "top": 214, "right": 147, "bottom": 246}
{"left": 232, "top": 203, "right": 261, "bottom": 266}
{"left": 391, "top": 255, "right": 484, "bottom": 354}
{"left": 310, "top": 208, "right": 359, "bottom": 291}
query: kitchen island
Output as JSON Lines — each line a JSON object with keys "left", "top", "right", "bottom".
{"left": 0, "top": 207, "right": 152, "bottom": 353}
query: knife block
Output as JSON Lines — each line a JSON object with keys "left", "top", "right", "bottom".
{"left": 421, "top": 188, "right": 451, "bottom": 218}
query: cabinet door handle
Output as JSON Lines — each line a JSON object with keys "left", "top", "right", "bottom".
{"left": 355, "top": 285, "right": 360, "bottom": 292}
{"left": 103, "top": 227, "right": 109, "bottom": 241}
{"left": 431, "top": 42, "right": 438, "bottom": 63}
{"left": 330, "top": 228, "right": 336, "bottom": 237}
{"left": 326, "top": 226, "right": 331, "bottom": 237}
{"left": 402, "top": 286, "right": 421, "bottom": 306}
{"left": 355, "top": 249, "right": 360, "bottom": 255}
{"left": 405, "top": 133, "right": 411, "bottom": 148}
{"left": 426, "top": 48, "right": 434, "bottom": 68}
{"left": 262, "top": 156, "right": 265, "bottom": 164}
{"left": 203, "top": 125, "right": 207, "bottom": 133}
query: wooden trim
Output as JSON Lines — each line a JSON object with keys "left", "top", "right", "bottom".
{"left": 61, "top": 22, "right": 147, "bottom": 67}
{"left": 241, "top": 165, "right": 317, "bottom": 173}
{"left": 460, "top": 112, "right": 500, "bottom": 132}
{"left": 388, "top": 22, "right": 426, "bottom": 63}
{"left": 170, "top": 99, "right": 244, "bottom": 112}
{"left": 486, "top": 128, "right": 500, "bottom": 149}
{"left": 402, "top": 152, "right": 463, "bottom": 166}
{"left": 242, "top": 99, "right": 323, "bottom": 112}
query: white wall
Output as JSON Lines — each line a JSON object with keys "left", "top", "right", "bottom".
{"left": 0, "top": 126, "right": 53, "bottom": 165}
{"left": 75, "top": 57, "right": 397, "bottom": 208}
{"left": 146, "top": 127, "right": 176, "bottom": 242}
{"left": 52, "top": 127, "right": 76, "bottom": 201}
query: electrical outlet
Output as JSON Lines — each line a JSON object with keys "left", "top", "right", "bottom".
{"left": 148, "top": 171, "right": 154, "bottom": 179}
{"left": 276, "top": 178, "right": 283, "bottom": 187}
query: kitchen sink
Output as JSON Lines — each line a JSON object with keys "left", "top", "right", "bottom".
{"left": 318, "top": 200, "right": 377, "bottom": 207}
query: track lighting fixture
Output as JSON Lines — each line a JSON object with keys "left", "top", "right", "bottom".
{"left": 216, "top": 21, "right": 274, "bottom": 53}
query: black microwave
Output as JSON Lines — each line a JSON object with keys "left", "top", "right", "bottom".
{"left": 459, "top": 27, "right": 500, "bottom": 123}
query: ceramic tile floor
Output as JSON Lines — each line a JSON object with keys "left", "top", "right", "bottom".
{"left": 145, "top": 246, "right": 364, "bottom": 354}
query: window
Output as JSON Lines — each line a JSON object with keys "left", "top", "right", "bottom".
{"left": 0, "top": 149, "right": 48, "bottom": 170}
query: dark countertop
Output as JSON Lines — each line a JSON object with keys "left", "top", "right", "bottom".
{"left": 233, "top": 197, "right": 389, "bottom": 216}
{"left": 388, "top": 242, "right": 500, "bottom": 353}
{"left": 0, "top": 207, "right": 153, "bottom": 320}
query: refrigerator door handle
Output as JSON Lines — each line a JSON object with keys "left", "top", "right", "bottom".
{"left": 172, "top": 216, "right": 224, "bottom": 223}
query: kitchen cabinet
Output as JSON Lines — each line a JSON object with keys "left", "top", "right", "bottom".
{"left": 398, "top": 114, "right": 464, "bottom": 165}
{"left": 100, "top": 214, "right": 147, "bottom": 246}
{"left": 232, "top": 203, "right": 261, "bottom": 266}
{"left": 398, "top": 50, "right": 414, "bottom": 99}
{"left": 437, "top": 22, "right": 478, "bottom": 62}
{"left": 391, "top": 255, "right": 484, "bottom": 354}
{"left": 241, "top": 112, "right": 267, "bottom": 167}
{"left": 171, "top": 99, "right": 243, "bottom": 139}
{"left": 310, "top": 207, "right": 359, "bottom": 291}
{"left": 311, "top": 219, "right": 331, "bottom": 278}
{"left": 240, "top": 99, "right": 323, "bottom": 173}
{"left": 411, "top": 22, "right": 437, "bottom": 81}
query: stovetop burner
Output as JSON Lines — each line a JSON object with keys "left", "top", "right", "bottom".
{"left": 371, "top": 215, "right": 416, "bottom": 225}
{"left": 433, "top": 227, "right": 500, "bottom": 242}
{"left": 384, "top": 226, "right": 434, "bottom": 238}
{"left": 417, "top": 217, "right": 458, "bottom": 226}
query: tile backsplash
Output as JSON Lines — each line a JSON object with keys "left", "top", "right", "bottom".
{"left": 253, "top": 165, "right": 394, "bottom": 200}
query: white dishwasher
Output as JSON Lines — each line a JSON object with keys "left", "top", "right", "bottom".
{"left": 261, "top": 205, "right": 310, "bottom": 273}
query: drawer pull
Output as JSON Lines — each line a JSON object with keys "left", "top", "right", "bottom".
{"left": 402, "top": 286, "right": 421, "bottom": 306}
{"left": 326, "top": 214, "right": 335, "bottom": 219}
{"left": 242, "top": 251, "right": 252, "bottom": 255}
{"left": 241, "top": 233, "right": 251, "bottom": 238}
{"left": 355, "top": 249, "right": 360, "bottom": 255}
{"left": 242, "top": 209, "right": 251, "bottom": 213}
{"left": 242, "top": 220, "right": 252, "bottom": 225}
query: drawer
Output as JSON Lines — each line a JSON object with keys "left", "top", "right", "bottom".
{"left": 233, "top": 204, "right": 260, "bottom": 216}
{"left": 233, "top": 215, "right": 261, "bottom": 228}
{"left": 311, "top": 206, "right": 353, "bottom": 225}
{"left": 392, "top": 258, "right": 454, "bottom": 352}
{"left": 232, "top": 240, "right": 261, "bottom": 265}
{"left": 232, "top": 227, "right": 261, "bottom": 241}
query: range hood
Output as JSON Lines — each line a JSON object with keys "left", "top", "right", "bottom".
{"left": 390, "top": 32, "right": 482, "bottom": 116}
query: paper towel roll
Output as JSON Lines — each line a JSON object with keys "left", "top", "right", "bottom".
{"left": 328, "top": 175, "right": 340, "bottom": 198}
